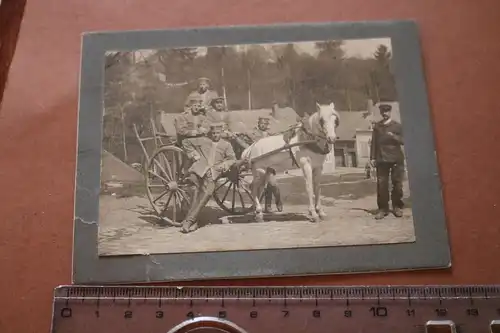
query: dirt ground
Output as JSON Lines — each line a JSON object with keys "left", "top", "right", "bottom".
{"left": 97, "top": 168, "right": 415, "bottom": 256}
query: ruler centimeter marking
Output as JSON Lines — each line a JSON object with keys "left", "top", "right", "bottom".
{"left": 51, "top": 285, "right": 500, "bottom": 333}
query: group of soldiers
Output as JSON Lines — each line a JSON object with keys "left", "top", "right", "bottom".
{"left": 169, "top": 77, "right": 405, "bottom": 232}
{"left": 173, "top": 77, "right": 283, "bottom": 233}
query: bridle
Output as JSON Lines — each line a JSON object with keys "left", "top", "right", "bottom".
{"left": 301, "top": 110, "right": 339, "bottom": 141}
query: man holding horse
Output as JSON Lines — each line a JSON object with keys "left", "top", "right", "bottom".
{"left": 370, "top": 103, "right": 405, "bottom": 220}
{"left": 180, "top": 122, "right": 246, "bottom": 233}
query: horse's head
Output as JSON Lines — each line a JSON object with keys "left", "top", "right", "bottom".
{"left": 315, "top": 102, "right": 340, "bottom": 144}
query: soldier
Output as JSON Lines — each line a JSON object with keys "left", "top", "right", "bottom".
{"left": 184, "top": 77, "right": 219, "bottom": 113}
{"left": 180, "top": 122, "right": 246, "bottom": 233}
{"left": 207, "top": 96, "right": 231, "bottom": 132}
{"left": 247, "top": 116, "right": 283, "bottom": 213}
{"left": 210, "top": 96, "right": 226, "bottom": 113}
{"left": 174, "top": 97, "right": 211, "bottom": 161}
{"left": 370, "top": 103, "right": 405, "bottom": 220}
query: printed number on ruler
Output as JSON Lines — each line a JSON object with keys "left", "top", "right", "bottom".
{"left": 52, "top": 286, "right": 500, "bottom": 333}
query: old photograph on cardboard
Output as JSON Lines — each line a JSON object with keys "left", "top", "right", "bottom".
{"left": 99, "top": 38, "right": 416, "bottom": 256}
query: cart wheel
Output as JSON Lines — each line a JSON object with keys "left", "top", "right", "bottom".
{"left": 145, "top": 145, "right": 190, "bottom": 227}
{"left": 212, "top": 166, "right": 264, "bottom": 215}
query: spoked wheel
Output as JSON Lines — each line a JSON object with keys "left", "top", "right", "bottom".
{"left": 145, "top": 145, "right": 191, "bottom": 227}
{"left": 212, "top": 165, "right": 264, "bottom": 215}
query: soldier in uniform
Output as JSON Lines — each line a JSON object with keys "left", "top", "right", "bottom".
{"left": 370, "top": 103, "right": 405, "bottom": 219}
{"left": 174, "top": 97, "right": 212, "bottom": 161}
{"left": 184, "top": 77, "right": 219, "bottom": 113}
{"left": 246, "top": 116, "right": 283, "bottom": 213}
{"left": 207, "top": 96, "right": 231, "bottom": 132}
{"left": 180, "top": 122, "right": 246, "bottom": 233}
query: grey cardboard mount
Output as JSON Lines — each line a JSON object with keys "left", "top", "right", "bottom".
{"left": 73, "top": 20, "right": 451, "bottom": 284}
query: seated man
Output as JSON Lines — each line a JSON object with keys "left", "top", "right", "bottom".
{"left": 206, "top": 96, "right": 232, "bottom": 138}
{"left": 174, "top": 98, "right": 211, "bottom": 161}
{"left": 180, "top": 122, "right": 246, "bottom": 233}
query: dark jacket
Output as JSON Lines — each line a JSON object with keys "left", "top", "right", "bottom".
{"left": 370, "top": 119, "right": 405, "bottom": 164}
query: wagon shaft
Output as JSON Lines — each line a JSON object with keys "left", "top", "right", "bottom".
{"left": 248, "top": 140, "right": 316, "bottom": 164}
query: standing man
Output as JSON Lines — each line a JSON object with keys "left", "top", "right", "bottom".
{"left": 184, "top": 77, "right": 219, "bottom": 113}
{"left": 180, "top": 123, "right": 245, "bottom": 233}
{"left": 370, "top": 103, "right": 405, "bottom": 219}
{"left": 247, "top": 116, "right": 283, "bottom": 213}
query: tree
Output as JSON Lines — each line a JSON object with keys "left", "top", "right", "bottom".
{"left": 103, "top": 52, "right": 139, "bottom": 162}
{"left": 156, "top": 47, "right": 198, "bottom": 80}
{"left": 103, "top": 51, "right": 167, "bottom": 163}
{"left": 370, "top": 44, "right": 398, "bottom": 102}
{"left": 374, "top": 44, "right": 391, "bottom": 68}
{"left": 101, "top": 41, "right": 402, "bottom": 163}
{"left": 275, "top": 44, "right": 300, "bottom": 108}
{"left": 316, "top": 40, "right": 345, "bottom": 60}
{"left": 239, "top": 44, "right": 270, "bottom": 109}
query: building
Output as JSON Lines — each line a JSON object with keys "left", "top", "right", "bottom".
{"left": 334, "top": 100, "right": 401, "bottom": 168}
{"left": 334, "top": 110, "right": 372, "bottom": 168}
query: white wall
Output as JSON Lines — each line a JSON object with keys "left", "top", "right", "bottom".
{"left": 355, "top": 130, "right": 372, "bottom": 167}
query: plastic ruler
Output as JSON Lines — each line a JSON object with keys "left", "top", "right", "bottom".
{"left": 51, "top": 285, "right": 500, "bottom": 333}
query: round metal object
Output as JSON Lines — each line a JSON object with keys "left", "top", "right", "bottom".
{"left": 166, "top": 317, "right": 248, "bottom": 333}
{"left": 167, "top": 181, "right": 178, "bottom": 191}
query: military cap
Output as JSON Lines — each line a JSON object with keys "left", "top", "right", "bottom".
{"left": 187, "top": 95, "right": 203, "bottom": 104}
{"left": 210, "top": 96, "right": 225, "bottom": 105}
{"left": 209, "top": 122, "right": 225, "bottom": 129}
{"left": 378, "top": 104, "right": 392, "bottom": 112}
{"left": 258, "top": 116, "right": 270, "bottom": 122}
{"left": 197, "top": 77, "right": 211, "bottom": 83}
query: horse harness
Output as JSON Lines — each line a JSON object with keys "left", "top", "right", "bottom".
{"left": 281, "top": 118, "right": 333, "bottom": 168}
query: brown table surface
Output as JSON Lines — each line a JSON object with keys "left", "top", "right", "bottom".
{"left": 1, "top": 0, "right": 500, "bottom": 332}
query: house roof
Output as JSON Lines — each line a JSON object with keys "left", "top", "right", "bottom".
{"left": 228, "top": 107, "right": 299, "bottom": 133}
{"left": 101, "top": 149, "right": 143, "bottom": 184}
{"left": 336, "top": 102, "right": 402, "bottom": 141}
{"left": 159, "top": 113, "right": 178, "bottom": 135}
{"left": 159, "top": 106, "right": 300, "bottom": 135}
{"left": 336, "top": 111, "right": 372, "bottom": 140}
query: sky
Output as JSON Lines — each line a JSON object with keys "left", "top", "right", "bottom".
{"left": 129, "top": 37, "right": 392, "bottom": 60}
{"left": 197, "top": 38, "right": 392, "bottom": 59}
{"left": 313, "top": 38, "right": 391, "bottom": 58}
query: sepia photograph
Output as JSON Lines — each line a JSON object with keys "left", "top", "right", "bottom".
{"left": 98, "top": 37, "right": 416, "bottom": 256}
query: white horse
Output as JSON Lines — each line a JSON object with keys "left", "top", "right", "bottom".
{"left": 240, "top": 102, "right": 340, "bottom": 222}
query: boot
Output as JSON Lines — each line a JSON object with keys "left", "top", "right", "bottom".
{"left": 274, "top": 188, "right": 283, "bottom": 212}
{"left": 393, "top": 207, "right": 403, "bottom": 218}
{"left": 375, "top": 210, "right": 389, "bottom": 220}
{"left": 180, "top": 219, "right": 196, "bottom": 233}
{"left": 264, "top": 188, "right": 272, "bottom": 213}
